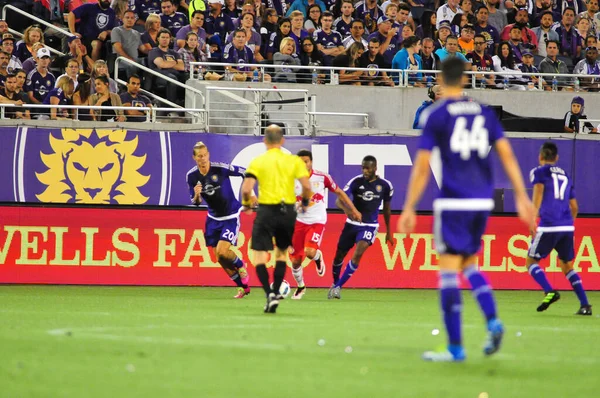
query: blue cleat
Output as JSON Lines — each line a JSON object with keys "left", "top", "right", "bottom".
{"left": 483, "top": 319, "right": 504, "bottom": 356}
{"left": 423, "top": 345, "right": 466, "bottom": 362}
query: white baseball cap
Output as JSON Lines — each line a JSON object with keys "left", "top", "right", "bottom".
{"left": 37, "top": 47, "right": 51, "bottom": 58}
{"left": 208, "top": 0, "right": 224, "bottom": 4}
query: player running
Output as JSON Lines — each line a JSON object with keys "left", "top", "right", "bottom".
{"left": 186, "top": 141, "right": 256, "bottom": 299}
{"left": 525, "top": 142, "right": 592, "bottom": 315}
{"left": 398, "top": 57, "right": 535, "bottom": 362}
{"left": 290, "top": 149, "right": 361, "bottom": 299}
{"left": 328, "top": 155, "right": 393, "bottom": 300}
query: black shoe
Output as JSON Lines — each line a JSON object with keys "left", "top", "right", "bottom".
{"left": 537, "top": 291, "right": 561, "bottom": 312}
{"left": 575, "top": 305, "right": 592, "bottom": 316}
{"left": 264, "top": 292, "right": 279, "bottom": 314}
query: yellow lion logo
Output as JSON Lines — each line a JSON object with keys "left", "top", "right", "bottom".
{"left": 36, "top": 129, "right": 150, "bottom": 204}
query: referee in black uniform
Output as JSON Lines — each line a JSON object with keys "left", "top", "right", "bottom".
{"left": 241, "top": 125, "right": 312, "bottom": 313}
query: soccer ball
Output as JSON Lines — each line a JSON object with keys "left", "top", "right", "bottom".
{"left": 270, "top": 280, "right": 291, "bottom": 298}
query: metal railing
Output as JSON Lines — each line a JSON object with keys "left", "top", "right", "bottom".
{"left": 579, "top": 119, "right": 600, "bottom": 134}
{"left": 114, "top": 56, "right": 206, "bottom": 123}
{"left": 0, "top": 103, "right": 206, "bottom": 125}
{"left": 2, "top": 5, "right": 71, "bottom": 57}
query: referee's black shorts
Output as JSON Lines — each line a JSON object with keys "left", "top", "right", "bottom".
{"left": 251, "top": 204, "right": 297, "bottom": 251}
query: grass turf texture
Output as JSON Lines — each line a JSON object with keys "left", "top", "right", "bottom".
{"left": 1, "top": 287, "right": 598, "bottom": 398}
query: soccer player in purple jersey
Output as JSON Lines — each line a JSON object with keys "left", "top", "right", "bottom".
{"left": 398, "top": 57, "right": 535, "bottom": 362}
{"left": 525, "top": 142, "right": 592, "bottom": 315}
{"left": 186, "top": 142, "right": 256, "bottom": 298}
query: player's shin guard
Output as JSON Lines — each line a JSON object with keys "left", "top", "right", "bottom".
{"left": 272, "top": 261, "right": 287, "bottom": 294}
{"left": 255, "top": 264, "right": 271, "bottom": 295}
{"left": 332, "top": 262, "right": 343, "bottom": 284}
{"left": 528, "top": 263, "right": 553, "bottom": 293}
{"left": 439, "top": 270, "right": 462, "bottom": 347}
{"left": 232, "top": 256, "right": 244, "bottom": 269}
{"left": 335, "top": 260, "right": 357, "bottom": 288}
{"left": 463, "top": 265, "right": 497, "bottom": 322}
{"left": 566, "top": 270, "right": 589, "bottom": 306}
{"left": 292, "top": 266, "right": 305, "bottom": 288}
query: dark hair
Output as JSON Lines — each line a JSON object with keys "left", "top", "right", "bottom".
{"left": 191, "top": 10, "right": 205, "bottom": 18}
{"left": 418, "top": 9, "right": 437, "bottom": 40}
{"left": 546, "top": 39, "right": 560, "bottom": 48}
{"left": 363, "top": 155, "right": 377, "bottom": 164}
{"left": 369, "top": 37, "right": 380, "bottom": 45}
{"left": 307, "top": 4, "right": 322, "bottom": 25}
{"left": 233, "top": 27, "right": 247, "bottom": 37}
{"left": 539, "top": 10, "right": 554, "bottom": 19}
{"left": 403, "top": 35, "right": 420, "bottom": 49}
{"left": 563, "top": 6, "right": 575, "bottom": 15}
{"left": 451, "top": 13, "right": 464, "bottom": 27}
{"left": 158, "top": 28, "right": 172, "bottom": 38}
{"left": 474, "top": 33, "right": 486, "bottom": 41}
{"left": 441, "top": 57, "right": 466, "bottom": 86}
{"left": 300, "top": 36, "right": 324, "bottom": 65}
{"left": 297, "top": 149, "right": 313, "bottom": 160}
{"left": 497, "top": 41, "right": 516, "bottom": 69}
{"left": 75, "top": 73, "right": 92, "bottom": 102}
{"left": 398, "top": 2, "right": 411, "bottom": 12}
{"left": 351, "top": 19, "right": 365, "bottom": 28}
{"left": 123, "top": 9, "right": 136, "bottom": 17}
{"left": 510, "top": 24, "right": 522, "bottom": 31}
{"left": 128, "top": 74, "right": 141, "bottom": 82}
{"left": 322, "top": 10, "right": 333, "bottom": 19}
{"left": 161, "top": 0, "right": 175, "bottom": 4}
{"left": 446, "top": 34, "right": 458, "bottom": 42}
{"left": 94, "top": 75, "right": 110, "bottom": 85}
{"left": 540, "top": 142, "right": 558, "bottom": 161}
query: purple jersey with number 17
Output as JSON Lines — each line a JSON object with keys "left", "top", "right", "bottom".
{"left": 529, "top": 164, "right": 575, "bottom": 228}
{"left": 418, "top": 98, "right": 505, "bottom": 200}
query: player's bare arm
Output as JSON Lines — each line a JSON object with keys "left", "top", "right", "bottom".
{"left": 241, "top": 176, "right": 257, "bottom": 213}
{"left": 298, "top": 175, "right": 312, "bottom": 212}
{"left": 383, "top": 201, "right": 393, "bottom": 245}
{"left": 398, "top": 149, "right": 431, "bottom": 234}
{"left": 495, "top": 138, "right": 536, "bottom": 230}
{"left": 334, "top": 187, "right": 361, "bottom": 221}
{"left": 531, "top": 183, "right": 543, "bottom": 234}
{"left": 193, "top": 182, "right": 202, "bottom": 204}
{"left": 570, "top": 198, "right": 579, "bottom": 220}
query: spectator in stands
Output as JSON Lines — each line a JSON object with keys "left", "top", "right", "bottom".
{"left": 486, "top": 0, "right": 507, "bottom": 32}
{"left": 0, "top": 73, "right": 29, "bottom": 119}
{"left": 120, "top": 74, "right": 152, "bottom": 121}
{"left": 187, "top": 0, "right": 207, "bottom": 20}
{"left": 564, "top": 96, "right": 597, "bottom": 133}
{"left": 289, "top": 11, "right": 310, "bottom": 54}
{"left": 0, "top": 20, "right": 7, "bottom": 36}
{"left": 508, "top": 24, "right": 530, "bottom": 62}
{"left": 434, "top": 20, "right": 452, "bottom": 50}
{"left": 343, "top": 19, "right": 369, "bottom": 49}
{"left": 532, "top": 11, "right": 559, "bottom": 57}
{"left": 492, "top": 41, "right": 525, "bottom": 89}
{"left": 1, "top": 34, "right": 23, "bottom": 75}
{"left": 112, "top": 9, "right": 144, "bottom": 78}
{"left": 413, "top": 84, "right": 441, "bottom": 128}
{"left": 228, "top": 12, "right": 265, "bottom": 61}
{"left": 73, "top": 73, "right": 94, "bottom": 120}
{"left": 273, "top": 37, "right": 301, "bottom": 82}
{"left": 437, "top": 0, "right": 462, "bottom": 29}
{"left": 354, "top": 0, "right": 382, "bottom": 34}
{"left": 305, "top": 4, "right": 323, "bottom": 34}
{"left": 474, "top": 6, "right": 499, "bottom": 55}
{"left": 416, "top": 9, "right": 437, "bottom": 40}
{"left": 90, "top": 75, "right": 126, "bottom": 121}
{"left": 44, "top": 75, "right": 75, "bottom": 120}
{"left": 392, "top": 35, "right": 423, "bottom": 85}
{"left": 224, "top": 0, "right": 242, "bottom": 19}
{"left": 585, "top": 35, "right": 598, "bottom": 50}
{"left": 458, "top": 23, "right": 475, "bottom": 54}
{"left": 506, "top": 0, "right": 532, "bottom": 25}
{"left": 26, "top": 47, "right": 56, "bottom": 117}
{"left": 314, "top": 11, "right": 344, "bottom": 65}
{"left": 575, "top": 16, "right": 591, "bottom": 43}
{"left": 178, "top": 31, "right": 208, "bottom": 72}
{"left": 160, "top": 0, "right": 189, "bottom": 36}
{"left": 55, "top": 58, "right": 81, "bottom": 89}
{"left": 539, "top": 40, "right": 572, "bottom": 89}
{"left": 359, "top": 38, "right": 394, "bottom": 86}
{"left": 500, "top": 8, "right": 538, "bottom": 50}
{"left": 141, "top": 13, "right": 162, "bottom": 55}
{"left": 260, "top": 9, "right": 279, "bottom": 58}
{"left": 135, "top": 0, "right": 161, "bottom": 27}
{"left": 149, "top": 28, "right": 186, "bottom": 103}
{"left": 574, "top": 46, "right": 600, "bottom": 90}
{"left": 518, "top": 49, "right": 540, "bottom": 85}
{"left": 15, "top": 26, "right": 44, "bottom": 63}
{"left": 450, "top": 13, "right": 468, "bottom": 36}
{"left": 460, "top": 0, "right": 477, "bottom": 23}
{"left": 467, "top": 33, "right": 495, "bottom": 87}
{"left": 577, "top": 0, "right": 600, "bottom": 37}
{"left": 401, "top": 24, "right": 415, "bottom": 44}
{"left": 553, "top": 7, "right": 582, "bottom": 61}
{"left": 368, "top": 16, "right": 401, "bottom": 67}
{"left": 533, "top": 0, "right": 560, "bottom": 27}
{"left": 68, "top": 0, "right": 117, "bottom": 61}
{"left": 14, "top": 69, "right": 29, "bottom": 104}
{"left": 91, "top": 60, "right": 119, "bottom": 92}
{"left": 333, "top": 41, "right": 364, "bottom": 85}
{"left": 22, "top": 43, "right": 47, "bottom": 76}
{"left": 205, "top": 0, "right": 235, "bottom": 43}
{"left": 333, "top": 0, "right": 354, "bottom": 38}
{"left": 286, "top": 0, "right": 326, "bottom": 18}
{"left": 0, "top": 51, "right": 9, "bottom": 90}
{"left": 392, "top": 3, "right": 413, "bottom": 30}
{"left": 222, "top": 28, "right": 269, "bottom": 81}
{"left": 232, "top": 2, "right": 262, "bottom": 31}
{"left": 420, "top": 37, "right": 440, "bottom": 78}
{"left": 435, "top": 34, "right": 469, "bottom": 61}
{"left": 299, "top": 36, "right": 325, "bottom": 69}
{"left": 267, "top": 17, "right": 291, "bottom": 60}
{"left": 55, "top": 36, "right": 94, "bottom": 74}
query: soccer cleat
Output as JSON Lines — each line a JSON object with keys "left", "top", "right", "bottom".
{"left": 575, "top": 305, "right": 592, "bottom": 316}
{"left": 238, "top": 263, "right": 250, "bottom": 286}
{"left": 264, "top": 292, "right": 279, "bottom": 313}
{"left": 537, "top": 290, "right": 561, "bottom": 312}
{"left": 233, "top": 286, "right": 250, "bottom": 299}
{"left": 291, "top": 286, "right": 306, "bottom": 300}
{"left": 483, "top": 319, "right": 504, "bottom": 356}
{"left": 422, "top": 347, "right": 466, "bottom": 362}
{"left": 327, "top": 285, "right": 341, "bottom": 300}
{"left": 315, "top": 250, "right": 326, "bottom": 277}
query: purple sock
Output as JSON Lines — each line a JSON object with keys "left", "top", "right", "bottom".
{"left": 566, "top": 270, "right": 589, "bottom": 306}
{"left": 528, "top": 264, "right": 553, "bottom": 293}
{"left": 335, "top": 260, "right": 357, "bottom": 288}
{"left": 463, "top": 265, "right": 497, "bottom": 322}
{"left": 439, "top": 270, "right": 462, "bottom": 347}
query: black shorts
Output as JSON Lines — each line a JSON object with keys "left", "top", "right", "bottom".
{"left": 251, "top": 204, "right": 296, "bottom": 251}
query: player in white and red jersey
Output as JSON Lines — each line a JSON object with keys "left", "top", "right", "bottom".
{"left": 290, "top": 150, "right": 361, "bottom": 299}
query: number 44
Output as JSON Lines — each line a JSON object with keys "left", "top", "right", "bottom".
{"left": 449, "top": 116, "right": 490, "bottom": 160}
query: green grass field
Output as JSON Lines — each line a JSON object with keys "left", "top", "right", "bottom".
{"left": 1, "top": 286, "right": 598, "bottom": 398}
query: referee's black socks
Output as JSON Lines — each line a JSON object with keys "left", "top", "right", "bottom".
{"left": 272, "top": 261, "right": 287, "bottom": 295}
{"left": 255, "top": 264, "right": 271, "bottom": 295}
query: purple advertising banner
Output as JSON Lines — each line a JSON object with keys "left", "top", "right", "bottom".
{"left": 1, "top": 127, "right": 598, "bottom": 213}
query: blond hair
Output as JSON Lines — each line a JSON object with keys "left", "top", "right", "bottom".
{"left": 290, "top": 10, "right": 304, "bottom": 20}
{"left": 279, "top": 37, "right": 296, "bottom": 53}
{"left": 24, "top": 26, "right": 44, "bottom": 46}
{"left": 56, "top": 75, "right": 75, "bottom": 93}
{"left": 145, "top": 14, "right": 161, "bottom": 31}
{"left": 193, "top": 141, "right": 207, "bottom": 155}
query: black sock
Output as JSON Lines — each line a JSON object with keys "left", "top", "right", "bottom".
{"left": 272, "top": 260, "right": 287, "bottom": 294}
{"left": 255, "top": 264, "right": 271, "bottom": 295}
{"left": 333, "top": 262, "right": 343, "bottom": 284}
{"left": 230, "top": 272, "right": 244, "bottom": 288}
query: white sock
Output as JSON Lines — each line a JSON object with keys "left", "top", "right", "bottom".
{"left": 292, "top": 267, "right": 305, "bottom": 288}
{"left": 313, "top": 250, "right": 321, "bottom": 262}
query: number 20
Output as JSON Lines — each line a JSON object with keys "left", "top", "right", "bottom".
{"left": 551, "top": 173, "right": 568, "bottom": 200}
{"left": 449, "top": 116, "right": 489, "bottom": 160}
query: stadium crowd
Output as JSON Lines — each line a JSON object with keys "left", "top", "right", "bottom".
{"left": 1, "top": 0, "right": 600, "bottom": 120}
